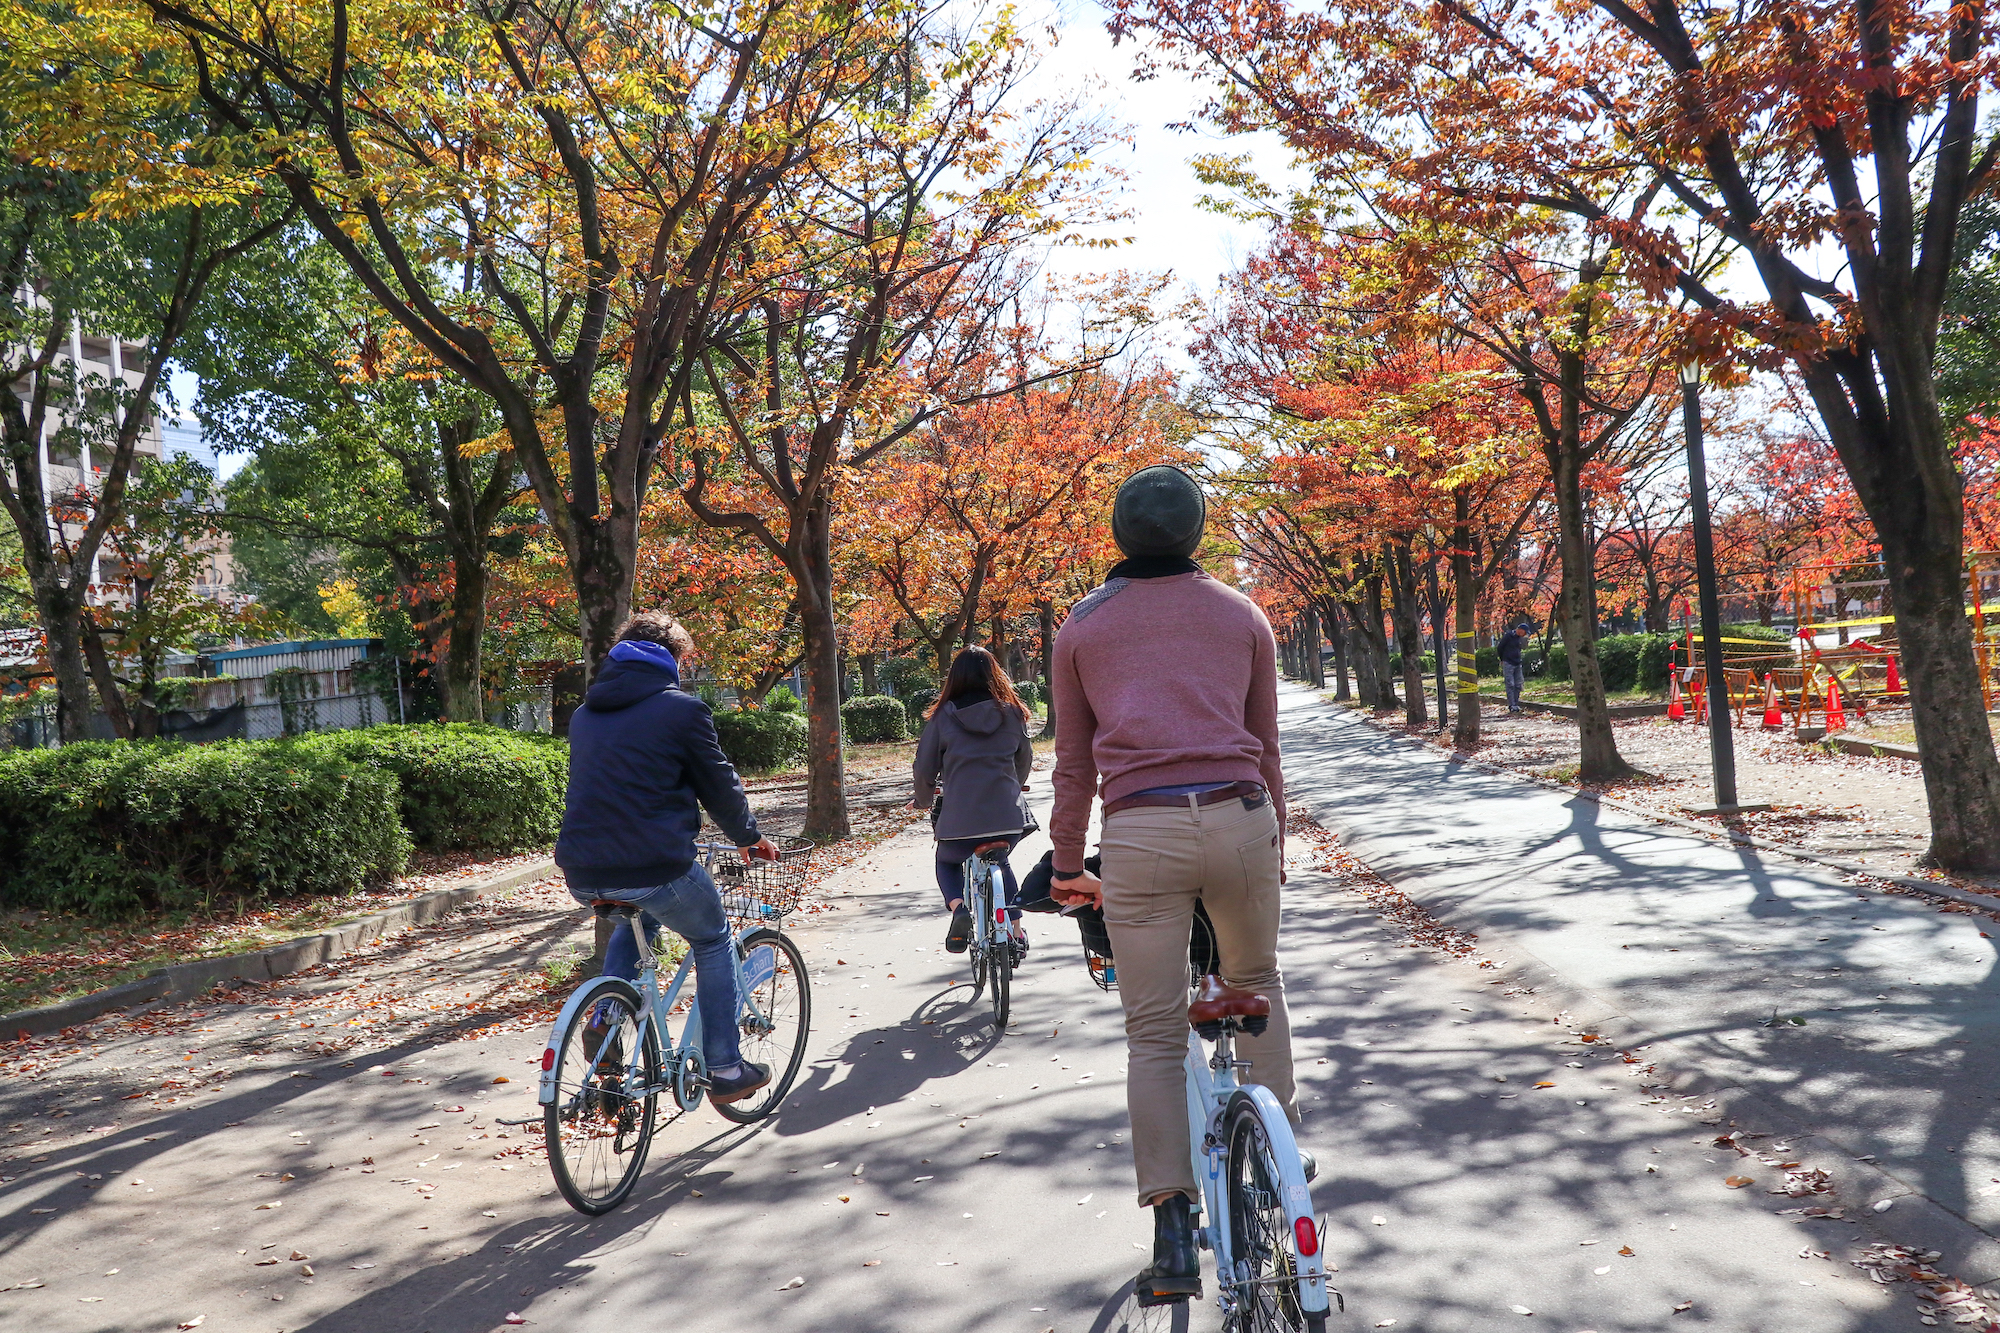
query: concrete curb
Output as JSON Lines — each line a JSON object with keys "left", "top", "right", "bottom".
{"left": 1300, "top": 698, "right": 2000, "bottom": 1285}
{"left": 1829, "top": 734, "right": 1923, "bottom": 761}
{"left": 4, "top": 857, "right": 557, "bottom": 1041}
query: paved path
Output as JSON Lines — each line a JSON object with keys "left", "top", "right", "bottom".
{"left": 0, "top": 730, "right": 1949, "bottom": 1331}
{"left": 1284, "top": 682, "right": 2000, "bottom": 1289}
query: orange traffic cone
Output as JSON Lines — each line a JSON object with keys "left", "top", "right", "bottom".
{"left": 1885, "top": 655, "right": 1903, "bottom": 696}
{"left": 1761, "top": 674, "right": 1784, "bottom": 729}
{"left": 1825, "top": 675, "right": 1848, "bottom": 732}
{"left": 1667, "top": 671, "right": 1685, "bottom": 721}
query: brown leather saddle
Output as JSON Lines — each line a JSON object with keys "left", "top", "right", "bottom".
{"left": 1188, "top": 974, "right": 1271, "bottom": 1039}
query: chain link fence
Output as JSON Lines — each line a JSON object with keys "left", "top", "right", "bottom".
{"left": 1, "top": 685, "right": 554, "bottom": 751}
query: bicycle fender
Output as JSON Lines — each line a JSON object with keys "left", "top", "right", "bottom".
{"left": 537, "top": 975, "right": 633, "bottom": 1106}
{"left": 1231, "top": 1084, "right": 1334, "bottom": 1315}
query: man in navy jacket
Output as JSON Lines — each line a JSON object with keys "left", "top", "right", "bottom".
{"left": 556, "top": 610, "right": 777, "bottom": 1104}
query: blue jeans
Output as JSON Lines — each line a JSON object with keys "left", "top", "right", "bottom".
{"left": 1502, "top": 661, "right": 1525, "bottom": 709}
{"left": 935, "top": 834, "right": 1022, "bottom": 920}
{"left": 570, "top": 864, "right": 741, "bottom": 1069}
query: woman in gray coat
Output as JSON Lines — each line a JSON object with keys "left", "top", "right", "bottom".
{"left": 912, "top": 646, "right": 1037, "bottom": 954}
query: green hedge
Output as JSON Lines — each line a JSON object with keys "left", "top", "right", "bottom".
{"left": 843, "top": 695, "right": 908, "bottom": 743}
{"left": 300, "top": 724, "right": 566, "bottom": 852}
{"left": 905, "top": 687, "right": 939, "bottom": 720}
{"left": 1544, "top": 634, "right": 1674, "bottom": 692}
{"left": 1014, "top": 680, "right": 1042, "bottom": 707}
{"left": 1388, "top": 652, "right": 1438, "bottom": 676}
{"left": 714, "top": 707, "right": 808, "bottom": 772}
{"left": 1476, "top": 646, "right": 1500, "bottom": 677}
{"left": 0, "top": 740, "right": 408, "bottom": 917}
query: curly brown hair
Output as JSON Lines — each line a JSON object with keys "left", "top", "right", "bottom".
{"left": 616, "top": 609, "right": 694, "bottom": 660}
{"left": 928, "top": 645, "right": 1029, "bottom": 723}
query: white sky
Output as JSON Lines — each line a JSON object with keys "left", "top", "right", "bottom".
{"left": 1019, "top": 2, "right": 1295, "bottom": 314}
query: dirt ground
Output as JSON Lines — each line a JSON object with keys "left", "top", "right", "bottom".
{"left": 1344, "top": 696, "right": 2000, "bottom": 892}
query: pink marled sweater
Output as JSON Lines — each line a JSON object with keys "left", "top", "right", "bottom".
{"left": 1049, "top": 571, "right": 1284, "bottom": 874}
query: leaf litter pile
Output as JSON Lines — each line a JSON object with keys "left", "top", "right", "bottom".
{"left": 1853, "top": 1244, "right": 2000, "bottom": 1329}
{"left": 1286, "top": 809, "right": 1487, "bottom": 963}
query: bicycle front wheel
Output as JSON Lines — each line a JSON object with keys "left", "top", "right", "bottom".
{"left": 1223, "top": 1092, "right": 1316, "bottom": 1332}
{"left": 712, "top": 928, "right": 812, "bottom": 1124}
{"left": 545, "top": 979, "right": 660, "bottom": 1215}
{"left": 987, "top": 939, "right": 1012, "bottom": 1029}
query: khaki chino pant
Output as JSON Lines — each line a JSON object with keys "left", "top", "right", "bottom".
{"left": 1099, "top": 794, "right": 1297, "bottom": 1205}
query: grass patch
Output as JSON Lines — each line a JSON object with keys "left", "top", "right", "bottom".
{"left": 1518, "top": 682, "right": 1666, "bottom": 705}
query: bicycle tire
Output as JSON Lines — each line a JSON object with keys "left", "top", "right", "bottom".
{"left": 1222, "top": 1091, "right": 1311, "bottom": 1332}
{"left": 987, "top": 938, "right": 1012, "bottom": 1028}
{"left": 711, "top": 928, "right": 812, "bottom": 1124}
{"left": 545, "top": 979, "right": 660, "bottom": 1215}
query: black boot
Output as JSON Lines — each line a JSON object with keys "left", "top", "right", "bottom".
{"left": 1135, "top": 1193, "right": 1201, "bottom": 1304}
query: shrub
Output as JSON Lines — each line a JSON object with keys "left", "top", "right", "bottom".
{"left": 1475, "top": 646, "right": 1500, "bottom": 678}
{"left": 905, "top": 687, "right": 939, "bottom": 720}
{"left": 764, "top": 686, "right": 803, "bottom": 713}
{"left": 301, "top": 724, "right": 567, "bottom": 852}
{"left": 1014, "top": 680, "right": 1042, "bottom": 707}
{"left": 1635, "top": 634, "right": 1675, "bottom": 691}
{"left": 880, "top": 656, "right": 937, "bottom": 696}
{"left": 714, "top": 707, "right": 808, "bottom": 772}
{"left": 843, "top": 695, "right": 908, "bottom": 743}
{"left": 0, "top": 740, "right": 408, "bottom": 917}
{"left": 1388, "top": 652, "right": 1438, "bottom": 676}
{"left": 1539, "top": 634, "right": 1673, "bottom": 692}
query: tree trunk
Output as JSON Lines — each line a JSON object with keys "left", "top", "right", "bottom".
{"left": 1359, "top": 574, "right": 1396, "bottom": 709}
{"left": 1325, "top": 600, "right": 1351, "bottom": 701}
{"left": 859, "top": 652, "right": 879, "bottom": 697}
{"left": 794, "top": 500, "right": 850, "bottom": 841}
{"left": 1304, "top": 607, "right": 1325, "bottom": 688}
{"left": 1348, "top": 621, "right": 1378, "bottom": 707}
{"left": 1038, "top": 598, "right": 1058, "bottom": 740}
{"left": 438, "top": 556, "right": 488, "bottom": 723}
{"left": 1551, "top": 444, "right": 1631, "bottom": 781}
{"left": 80, "top": 613, "right": 133, "bottom": 740}
{"left": 1387, "top": 543, "right": 1428, "bottom": 726}
{"left": 35, "top": 584, "right": 96, "bottom": 743}
{"left": 1452, "top": 497, "right": 1480, "bottom": 749}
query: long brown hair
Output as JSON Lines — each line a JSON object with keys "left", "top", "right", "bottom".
{"left": 928, "top": 645, "right": 1029, "bottom": 724}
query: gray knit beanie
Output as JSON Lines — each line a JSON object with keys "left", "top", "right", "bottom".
{"left": 1111, "top": 465, "right": 1206, "bottom": 559}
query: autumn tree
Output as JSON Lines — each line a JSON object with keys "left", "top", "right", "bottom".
{"left": 678, "top": 33, "right": 1133, "bottom": 838}
{"left": 1112, "top": 0, "right": 2000, "bottom": 864}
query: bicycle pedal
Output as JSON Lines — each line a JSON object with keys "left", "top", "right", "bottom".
{"left": 1133, "top": 1268, "right": 1200, "bottom": 1307}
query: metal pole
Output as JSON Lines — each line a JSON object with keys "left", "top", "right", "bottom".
{"left": 1682, "top": 370, "right": 1737, "bottom": 809}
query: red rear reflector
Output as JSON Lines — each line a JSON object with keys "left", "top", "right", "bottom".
{"left": 1294, "top": 1216, "right": 1319, "bottom": 1256}
{"left": 541, "top": 1048, "right": 556, "bottom": 1071}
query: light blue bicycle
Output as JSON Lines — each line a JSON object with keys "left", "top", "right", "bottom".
{"left": 1180, "top": 976, "right": 1338, "bottom": 1332}
{"left": 537, "top": 839, "right": 813, "bottom": 1214}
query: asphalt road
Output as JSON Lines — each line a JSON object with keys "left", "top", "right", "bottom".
{"left": 0, "top": 754, "right": 1927, "bottom": 1331}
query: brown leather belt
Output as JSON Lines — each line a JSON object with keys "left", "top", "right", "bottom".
{"left": 1102, "top": 781, "right": 1267, "bottom": 819}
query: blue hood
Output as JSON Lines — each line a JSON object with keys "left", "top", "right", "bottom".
{"left": 584, "top": 641, "right": 681, "bottom": 712}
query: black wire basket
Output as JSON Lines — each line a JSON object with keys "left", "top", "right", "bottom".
{"left": 704, "top": 836, "right": 815, "bottom": 926}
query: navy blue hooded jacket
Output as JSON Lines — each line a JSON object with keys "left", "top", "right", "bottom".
{"left": 555, "top": 641, "right": 762, "bottom": 892}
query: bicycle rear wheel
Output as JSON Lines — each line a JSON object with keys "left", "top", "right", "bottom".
{"left": 987, "top": 938, "right": 1012, "bottom": 1028}
{"left": 1223, "top": 1092, "right": 1319, "bottom": 1332}
{"left": 545, "top": 980, "right": 660, "bottom": 1215}
{"left": 712, "top": 928, "right": 812, "bottom": 1124}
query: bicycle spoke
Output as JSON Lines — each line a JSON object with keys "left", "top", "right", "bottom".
{"left": 545, "top": 981, "right": 659, "bottom": 1214}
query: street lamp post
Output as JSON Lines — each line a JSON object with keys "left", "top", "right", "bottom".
{"left": 1680, "top": 361, "right": 1738, "bottom": 810}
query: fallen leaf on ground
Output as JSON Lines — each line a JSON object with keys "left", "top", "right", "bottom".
{"left": 178, "top": 1319, "right": 205, "bottom": 1330}
{"left": 1534, "top": 1081, "right": 1555, "bottom": 1089}
{"left": 1618, "top": 1246, "right": 1635, "bottom": 1257}
{"left": 1725, "top": 1176, "right": 1754, "bottom": 1188}
{"left": 777, "top": 1276, "right": 805, "bottom": 1291}
{"left": 862, "top": 1260, "right": 881, "bottom": 1267}
{"left": 1510, "top": 1305, "right": 1533, "bottom": 1315}
{"left": 504, "top": 1314, "right": 527, "bottom": 1325}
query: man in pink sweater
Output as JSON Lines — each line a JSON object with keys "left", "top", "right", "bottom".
{"left": 1048, "top": 464, "right": 1297, "bottom": 1303}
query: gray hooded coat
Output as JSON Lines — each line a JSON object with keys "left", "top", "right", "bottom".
{"left": 912, "top": 693, "right": 1035, "bottom": 843}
